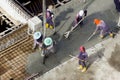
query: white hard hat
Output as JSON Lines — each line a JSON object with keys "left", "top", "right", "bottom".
{"left": 79, "top": 10, "right": 84, "bottom": 16}
{"left": 48, "top": 5, "right": 54, "bottom": 11}
{"left": 33, "top": 32, "right": 41, "bottom": 40}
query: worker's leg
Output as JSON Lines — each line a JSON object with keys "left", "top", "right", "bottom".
{"left": 81, "top": 61, "right": 87, "bottom": 72}
{"left": 42, "top": 50, "right": 49, "bottom": 64}
{"left": 77, "top": 60, "right": 83, "bottom": 69}
{"left": 49, "top": 25, "right": 54, "bottom": 29}
{"left": 100, "top": 30, "right": 104, "bottom": 39}
{"left": 33, "top": 40, "right": 38, "bottom": 50}
{"left": 109, "top": 31, "right": 114, "bottom": 38}
{"left": 45, "top": 23, "right": 49, "bottom": 28}
{"left": 42, "top": 55, "right": 48, "bottom": 64}
{"left": 50, "top": 47, "right": 56, "bottom": 54}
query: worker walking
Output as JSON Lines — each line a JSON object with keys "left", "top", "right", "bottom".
{"left": 64, "top": 9, "right": 87, "bottom": 38}
{"left": 46, "top": 5, "right": 55, "bottom": 30}
{"left": 93, "top": 19, "right": 113, "bottom": 39}
{"left": 42, "top": 37, "right": 56, "bottom": 64}
{"left": 77, "top": 46, "right": 88, "bottom": 72}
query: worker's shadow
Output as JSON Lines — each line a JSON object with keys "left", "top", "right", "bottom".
{"left": 55, "top": 8, "right": 73, "bottom": 26}
{"left": 83, "top": 0, "right": 95, "bottom": 10}
{"left": 87, "top": 48, "right": 104, "bottom": 69}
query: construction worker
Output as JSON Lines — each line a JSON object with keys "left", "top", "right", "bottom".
{"left": 33, "top": 31, "right": 43, "bottom": 50}
{"left": 93, "top": 19, "right": 113, "bottom": 39}
{"left": 73, "top": 9, "right": 87, "bottom": 27}
{"left": 77, "top": 46, "right": 88, "bottom": 72}
{"left": 64, "top": 9, "right": 87, "bottom": 38}
{"left": 42, "top": 37, "right": 56, "bottom": 64}
{"left": 46, "top": 5, "right": 55, "bottom": 30}
{"left": 114, "top": 0, "right": 120, "bottom": 27}
{"left": 114, "top": 0, "right": 120, "bottom": 12}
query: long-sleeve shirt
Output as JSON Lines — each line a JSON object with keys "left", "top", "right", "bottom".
{"left": 78, "top": 52, "right": 88, "bottom": 61}
{"left": 46, "top": 9, "right": 54, "bottom": 26}
{"left": 75, "top": 14, "right": 82, "bottom": 24}
{"left": 95, "top": 20, "right": 109, "bottom": 32}
{"left": 33, "top": 36, "right": 43, "bottom": 48}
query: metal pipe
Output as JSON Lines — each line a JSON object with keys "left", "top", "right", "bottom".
{"left": 43, "top": 0, "right": 46, "bottom": 38}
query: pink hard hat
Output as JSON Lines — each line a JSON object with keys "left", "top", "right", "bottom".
{"left": 79, "top": 46, "right": 85, "bottom": 52}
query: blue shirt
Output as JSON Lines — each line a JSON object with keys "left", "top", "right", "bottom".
{"left": 46, "top": 9, "right": 54, "bottom": 26}
{"left": 78, "top": 52, "right": 88, "bottom": 60}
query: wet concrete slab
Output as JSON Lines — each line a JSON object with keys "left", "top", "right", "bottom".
{"left": 35, "top": 34, "right": 120, "bottom": 80}
{"left": 26, "top": 0, "right": 120, "bottom": 79}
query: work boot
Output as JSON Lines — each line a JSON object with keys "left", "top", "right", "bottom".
{"left": 50, "top": 25, "right": 54, "bottom": 29}
{"left": 45, "top": 23, "right": 49, "bottom": 28}
{"left": 77, "top": 65, "right": 83, "bottom": 70}
{"left": 81, "top": 67, "right": 87, "bottom": 72}
{"left": 100, "top": 35, "right": 104, "bottom": 39}
{"left": 109, "top": 33, "right": 114, "bottom": 38}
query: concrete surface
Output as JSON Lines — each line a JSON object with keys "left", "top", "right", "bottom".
{"left": 25, "top": 0, "right": 120, "bottom": 79}
{"left": 35, "top": 29, "right": 120, "bottom": 80}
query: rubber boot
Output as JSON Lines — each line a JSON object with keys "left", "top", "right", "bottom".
{"left": 77, "top": 65, "right": 83, "bottom": 70}
{"left": 109, "top": 33, "right": 114, "bottom": 38}
{"left": 100, "top": 35, "right": 104, "bottom": 39}
{"left": 81, "top": 67, "right": 87, "bottom": 72}
{"left": 45, "top": 23, "right": 49, "bottom": 28}
{"left": 50, "top": 25, "right": 54, "bottom": 29}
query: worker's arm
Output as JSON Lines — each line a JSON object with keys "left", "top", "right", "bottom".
{"left": 69, "top": 55, "right": 85, "bottom": 61}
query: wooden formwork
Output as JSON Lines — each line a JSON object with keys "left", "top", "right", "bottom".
{"left": 0, "top": 24, "right": 34, "bottom": 80}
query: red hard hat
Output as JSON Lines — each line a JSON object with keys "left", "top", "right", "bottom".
{"left": 79, "top": 46, "right": 85, "bottom": 52}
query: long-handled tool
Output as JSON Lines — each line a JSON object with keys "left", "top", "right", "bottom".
{"left": 64, "top": 16, "right": 86, "bottom": 39}
{"left": 69, "top": 55, "right": 88, "bottom": 62}
{"left": 87, "top": 27, "right": 119, "bottom": 41}
{"left": 69, "top": 55, "right": 78, "bottom": 60}
{"left": 87, "top": 32, "right": 95, "bottom": 41}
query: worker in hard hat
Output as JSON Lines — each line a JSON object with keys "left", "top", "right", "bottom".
{"left": 46, "top": 5, "right": 55, "bottom": 30}
{"left": 77, "top": 46, "right": 88, "bottom": 72}
{"left": 33, "top": 31, "right": 43, "bottom": 50}
{"left": 93, "top": 19, "right": 113, "bottom": 39}
{"left": 42, "top": 37, "right": 56, "bottom": 64}
{"left": 64, "top": 9, "right": 87, "bottom": 38}
{"left": 73, "top": 9, "right": 87, "bottom": 27}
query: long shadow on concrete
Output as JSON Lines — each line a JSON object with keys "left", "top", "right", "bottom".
{"left": 83, "top": 0, "right": 95, "bottom": 10}
{"left": 55, "top": 8, "right": 74, "bottom": 27}
{"left": 87, "top": 49, "right": 104, "bottom": 69}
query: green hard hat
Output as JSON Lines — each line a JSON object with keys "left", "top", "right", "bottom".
{"left": 44, "top": 37, "right": 53, "bottom": 46}
{"left": 33, "top": 31, "right": 41, "bottom": 39}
